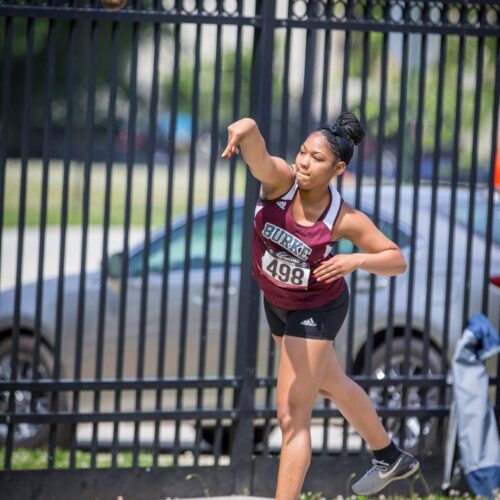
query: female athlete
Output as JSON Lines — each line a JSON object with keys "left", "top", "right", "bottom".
{"left": 221, "top": 112, "right": 420, "bottom": 499}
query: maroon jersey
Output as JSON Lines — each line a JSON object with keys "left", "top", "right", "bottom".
{"left": 252, "top": 180, "right": 347, "bottom": 310}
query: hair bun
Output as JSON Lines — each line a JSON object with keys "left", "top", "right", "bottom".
{"left": 334, "top": 111, "right": 365, "bottom": 146}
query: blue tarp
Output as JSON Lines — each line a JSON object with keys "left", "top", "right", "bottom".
{"left": 449, "top": 314, "right": 500, "bottom": 498}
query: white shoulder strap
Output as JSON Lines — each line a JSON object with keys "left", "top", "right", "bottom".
{"left": 280, "top": 180, "right": 298, "bottom": 201}
{"left": 323, "top": 182, "right": 343, "bottom": 231}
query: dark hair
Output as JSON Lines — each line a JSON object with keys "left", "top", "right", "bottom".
{"left": 313, "top": 111, "right": 365, "bottom": 165}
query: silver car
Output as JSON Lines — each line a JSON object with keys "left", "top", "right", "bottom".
{"left": 0, "top": 184, "right": 498, "bottom": 452}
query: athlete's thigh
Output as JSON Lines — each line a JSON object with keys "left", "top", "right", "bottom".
{"left": 272, "top": 333, "right": 283, "bottom": 350}
{"left": 276, "top": 335, "right": 333, "bottom": 420}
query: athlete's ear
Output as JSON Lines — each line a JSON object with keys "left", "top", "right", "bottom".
{"left": 335, "top": 161, "right": 346, "bottom": 175}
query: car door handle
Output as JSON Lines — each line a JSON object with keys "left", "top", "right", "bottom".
{"left": 209, "top": 283, "right": 237, "bottom": 297}
{"left": 192, "top": 283, "right": 237, "bottom": 304}
{"left": 356, "top": 276, "right": 389, "bottom": 293}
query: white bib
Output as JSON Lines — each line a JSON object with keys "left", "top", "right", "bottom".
{"left": 262, "top": 248, "right": 310, "bottom": 289}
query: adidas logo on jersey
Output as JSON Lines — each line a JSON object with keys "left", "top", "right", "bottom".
{"left": 300, "top": 318, "right": 317, "bottom": 327}
{"left": 276, "top": 201, "right": 286, "bottom": 210}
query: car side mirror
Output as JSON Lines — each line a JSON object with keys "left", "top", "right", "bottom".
{"left": 107, "top": 252, "right": 123, "bottom": 280}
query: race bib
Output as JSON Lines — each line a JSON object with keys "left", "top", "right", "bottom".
{"left": 262, "top": 248, "right": 310, "bottom": 289}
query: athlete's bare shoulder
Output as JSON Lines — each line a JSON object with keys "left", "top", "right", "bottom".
{"left": 259, "top": 156, "right": 296, "bottom": 201}
{"left": 331, "top": 200, "right": 356, "bottom": 241}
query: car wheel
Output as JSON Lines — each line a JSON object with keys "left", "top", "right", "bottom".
{"left": 368, "top": 337, "right": 446, "bottom": 454}
{"left": 0, "top": 335, "right": 70, "bottom": 448}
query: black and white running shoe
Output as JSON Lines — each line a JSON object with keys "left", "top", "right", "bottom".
{"left": 352, "top": 450, "right": 420, "bottom": 496}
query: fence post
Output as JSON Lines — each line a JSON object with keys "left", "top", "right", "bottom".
{"left": 230, "top": 0, "right": 276, "bottom": 495}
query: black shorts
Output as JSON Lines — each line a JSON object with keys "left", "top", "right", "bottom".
{"left": 263, "top": 284, "right": 350, "bottom": 341}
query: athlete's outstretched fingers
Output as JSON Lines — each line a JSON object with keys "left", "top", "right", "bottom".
{"left": 220, "top": 144, "right": 232, "bottom": 158}
{"left": 221, "top": 142, "right": 239, "bottom": 159}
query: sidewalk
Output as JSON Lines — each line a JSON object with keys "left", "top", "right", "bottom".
{"left": 1, "top": 226, "right": 144, "bottom": 291}
{"left": 167, "top": 497, "right": 273, "bottom": 500}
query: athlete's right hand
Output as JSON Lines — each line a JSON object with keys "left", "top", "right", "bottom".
{"left": 220, "top": 118, "right": 256, "bottom": 159}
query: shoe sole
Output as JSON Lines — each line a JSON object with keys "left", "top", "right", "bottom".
{"left": 352, "top": 462, "right": 420, "bottom": 496}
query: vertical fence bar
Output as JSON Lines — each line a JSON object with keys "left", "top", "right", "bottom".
{"left": 59, "top": 18, "right": 99, "bottom": 470}
{"left": 0, "top": 16, "right": 13, "bottom": 330}
{"left": 319, "top": 15, "right": 331, "bottom": 125}
{"left": 354, "top": 27, "right": 370, "bottom": 455}
{"left": 423, "top": 32, "right": 447, "bottom": 453}
{"left": 278, "top": 2, "right": 292, "bottom": 159}
{"left": 91, "top": 19, "right": 120, "bottom": 467}
{"left": 230, "top": 0, "right": 275, "bottom": 493}
{"left": 213, "top": 0, "right": 243, "bottom": 464}
{"left": 63, "top": 19, "right": 79, "bottom": 469}
{"left": 139, "top": 5, "right": 160, "bottom": 465}
{"left": 0, "top": 29, "right": 12, "bottom": 460}
{"left": 152, "top": 19, "right": 180, "bottom": 468}
{"left": 31, "top": 15, "right": 57, "bottom": 464}
{"left": 482, "top": 39, "right": 500, "bottom": 315}
{"left": 389, "top": 27, "right": 409, "bottom": 450}
{"left": 125, "top": 16, "right": 145, "bottom": 467}
{"left": 441, "top": 33, "right": 465, "bottom": 424}
{"left": 337, "top": 0, "right": 353, "bottom": 197}
{"left": 339, "top": 8, "right": 353, "bottom": 456}
{"left": 193, "top": 2, "right": 224, "bottom": 466}
{"left": 374, "top": 27, "right": 390, "bottom": 441}
{"left": 5, "top": 17, "right": 34, "bottom": 470}
{"left": 174, "top": 16, "right": 202, "bottom": 465}
{"left": 132, "top": 16, "right": 160, "bottom": 468}
{"left": 299, "top": 2, "right": 317, "bottom": 140}
{"left": 462, "top": 35, "right": 484, "bottom": 329}
{"left": 111, "top": 17, "right": 139, "bottom": 467}
{"left": 402, "top": 26, "right": 427, "bottom": 453}
{"left": 319, "top": 4, "right": 333, "bottom": 456}
{"left": 31, "top": 15, "right": 56, "bottom": 415}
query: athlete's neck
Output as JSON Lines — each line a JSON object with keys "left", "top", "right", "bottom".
{"left": 297, "top": 185, "right": 330, "bottom": 208}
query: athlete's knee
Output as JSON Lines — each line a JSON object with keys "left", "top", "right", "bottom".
{"left": 277, "top": 402, "right": 311, "bottom": 434}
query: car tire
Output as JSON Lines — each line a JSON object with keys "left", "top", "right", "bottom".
{"left": 368, "top": 337, "right": 448, "bottom": 455}
{"left": 0, "top": 335, "right": 71, "bottom": 449}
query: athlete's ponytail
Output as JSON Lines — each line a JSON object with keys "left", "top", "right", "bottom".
{"left": 313, "top": 111, "right": 365, "bottom": 165}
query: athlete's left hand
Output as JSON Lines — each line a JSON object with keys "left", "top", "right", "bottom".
{"left": 312, "top": 254, "right": 363, "bottom": 284}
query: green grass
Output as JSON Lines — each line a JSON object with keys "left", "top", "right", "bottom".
{"left": 0, "top": 446, "right": 172, "bottom": 469}
{"left": 3, "top": 158, "right": 247, "bottom": 228}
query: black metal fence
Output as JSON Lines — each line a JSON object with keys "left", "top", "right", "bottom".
{"left": 0, "top": 0, "right": 499, "bottom": 498}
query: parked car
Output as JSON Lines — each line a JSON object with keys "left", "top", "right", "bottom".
{"left": 0, "top": 184, "right": 498, "bottom": 453}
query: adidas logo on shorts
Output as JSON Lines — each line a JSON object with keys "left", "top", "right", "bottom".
{"left": 300, "top": 317, "right": 317, "bottom": 327}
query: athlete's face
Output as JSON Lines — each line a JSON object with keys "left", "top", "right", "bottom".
{"left": 294, "top": 132, "right": 346, "bottom": 189}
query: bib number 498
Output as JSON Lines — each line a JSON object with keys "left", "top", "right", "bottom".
{"left": 262, "top": 250, "right": 310, "bottom": 288}
{"left": 265, "top": 259, "right": 305, "bottom": 285}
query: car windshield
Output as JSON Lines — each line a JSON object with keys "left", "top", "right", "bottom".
{"left": 441, "top": 196, "right": 500, "bottom": 246}
{"left": 128, "top": 206, "right": 243, "bottom": 276}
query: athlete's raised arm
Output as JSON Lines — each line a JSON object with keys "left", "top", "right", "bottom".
{"left": 221, "top": 117, "right": 294, "bottom": 199}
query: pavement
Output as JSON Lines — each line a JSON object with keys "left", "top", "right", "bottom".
{"left": 165, "top": 498, "right": 273, "bottom": 500}
{"left": 1, "top": 226, "right": 144, "bottom": 291}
